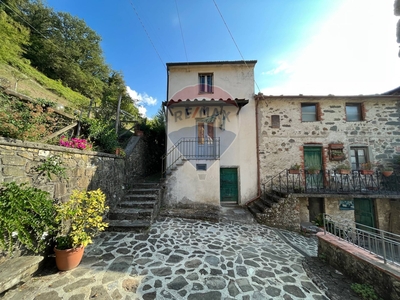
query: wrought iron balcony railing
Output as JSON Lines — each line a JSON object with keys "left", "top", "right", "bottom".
{"left": 263, "top": 169, "right": 400, "bottom": 197}
{"left": 162, "top": 137, "right": 220, "bottom": 175}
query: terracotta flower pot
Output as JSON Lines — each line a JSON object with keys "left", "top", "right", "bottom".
{"left": 337, "top": 169, "right": 350, "bottom": 175}
{"left": 289, "top": 169, "right": 300, "bottom": 174}
{"left": 54, "top": 246, "right": 84, "bottom": 271}
{"left": 382, "top": 171, "right": 393, "bottom": 177}
{"left": 360, "top": 170, "right": 374, "bottom": 175}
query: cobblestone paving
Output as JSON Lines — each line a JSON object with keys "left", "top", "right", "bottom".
{"left": 3, "top": 217, "right": 328, "bottom": 300}
{"left": 278, "top": 230, "right": 318, "bottom": 257}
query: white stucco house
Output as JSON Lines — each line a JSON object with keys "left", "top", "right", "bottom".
{"left": 162, "top": 60, "right": 258, "bottom": 208}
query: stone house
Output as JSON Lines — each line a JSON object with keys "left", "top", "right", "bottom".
{"left": 161, "top": 60, "right": 400, "bottom": 234}
{"left": 255, "top": 94, "right": 400, "bottom": 234}
{"left": 162, "top": 61, "right": 258, "bottom": 208}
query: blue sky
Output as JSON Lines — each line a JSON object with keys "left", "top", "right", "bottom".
{"left": 45, "top": 0, "right": 400, "bottom": 118}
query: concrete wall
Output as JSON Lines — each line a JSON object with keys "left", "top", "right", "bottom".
{"left": 318, "top": 233, "right": 400, "bottom": 300}
{"left": 164, "top": 62, "right": 258, "bottom": 207}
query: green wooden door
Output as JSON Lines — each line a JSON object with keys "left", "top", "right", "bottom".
{"left": 354, "top": 198, "right": 375, "bottom": 230}
{"left": 304, "top": 146, "right": 323, "bottom": 189}
{"left": 220, "top": 168, "right": 238, "bottom": 203}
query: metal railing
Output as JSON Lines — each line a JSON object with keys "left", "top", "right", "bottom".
{"left": 161, "top": 137, "right": 220, "bottom": 175}
{"left": 323, "top": 214, "right": 400, "bottom": 265}
{"left": 263, "top": 169, "right": 400, "bottom": 196}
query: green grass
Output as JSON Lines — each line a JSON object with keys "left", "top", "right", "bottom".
{"left": 0, "top": 62, "right": 90, "bottom": 110}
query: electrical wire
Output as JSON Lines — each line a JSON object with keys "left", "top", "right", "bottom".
{"left": 174, "top": 0, "right": 189, "bottom": 64}
{"left": 212, "top": 0, "right": 261, "bottom": 93}
{"left": 129, "top": 0, "right": 167, "bottom": 71}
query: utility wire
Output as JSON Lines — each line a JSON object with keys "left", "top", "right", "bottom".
{"left": 129, "top": 0, "right": 167, "bottom": 71}
{"left": 212, "top": 0, "right": 261, "bottom": 93}
{"left": 0, "top": 0, "right": 50, "bottom": 41}
{"left": 174, "top": 0, "right": 189, "bottom": 64}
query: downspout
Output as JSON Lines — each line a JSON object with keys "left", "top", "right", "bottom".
{"left": 245, "top": 93, "right": 263, "bottom": 206}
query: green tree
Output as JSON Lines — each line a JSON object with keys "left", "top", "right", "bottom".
{"left": 0, "top": 9, "right": 30, "bottom": 65}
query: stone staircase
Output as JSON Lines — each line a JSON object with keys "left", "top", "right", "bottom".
{"left": 107, "top": 181, "right": 163, "bottom": 232}
{"left": 246, "top": 191, "right": 300, "bottom": 231}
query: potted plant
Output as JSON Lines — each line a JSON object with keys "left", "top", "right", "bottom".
{"left": 336, "top": 163, "right": 351, "bottom": 175}
{"left": 360, "top": 162, "right": 375, "bottom": 175}
{"left": 307, "top": 165, "right": 320, "bottom": 174}
{"left": 381, "top": 166, "right": 393, "bottom": 177}
{"left": 288, "top": 163, "right": 301, "bottom": 174}
{"left": 330, "top": 150, "right": 345, "bottom": 161}
{"left": 54, "top": 189, "right": 108, "bottom": 271}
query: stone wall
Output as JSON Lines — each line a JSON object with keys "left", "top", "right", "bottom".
{"left": 257, "top": 95, "right": 400, "bottom": 183}
{"left": 318, "top": 233, "right": 400, "bottom": 300}
{"left": 256, "top": 195, "right": 300, "bottom": 231}
{"left": 0, "top": 136, "right": 147, "bottom": 208}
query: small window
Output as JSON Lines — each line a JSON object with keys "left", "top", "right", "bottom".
{"left": 346, "top": 103, "right": 364, "bottom": 121}
{"left": 301, "top": 103, "right": 319, "bottom": 122}
{"left": 196, "top": 164, "right": 207, "bottom": 171}
{"left": 199, "top": 73, "right": 213, "bottom": 93}
{"left": 271, "top": 115, "right": 280, "bottom": 128}
{"left": 350, "top": 147, "right": 368, "bottom": 170}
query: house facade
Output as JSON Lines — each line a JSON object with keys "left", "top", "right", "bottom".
{"left": 255, "top": 94, "right": 400, "bottom": 234}
{"left": 162, "top": 61, "right": 258, "bottom": 208}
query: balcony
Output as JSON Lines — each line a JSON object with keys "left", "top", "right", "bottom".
{"left": 162, "top": 137, "right": 220, "bottom": 175}
{"left": 264, "top": 169, "right": 400, "bottom": 198}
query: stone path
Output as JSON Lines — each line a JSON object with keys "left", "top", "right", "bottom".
{"left": 2, "top": 217, "right": 329, "bottom": 300}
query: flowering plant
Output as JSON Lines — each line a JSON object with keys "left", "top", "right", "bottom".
{"left": 59, "top": 136, "right": 92, "bottom": 150}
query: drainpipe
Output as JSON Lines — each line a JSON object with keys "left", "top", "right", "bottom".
{"left": 245, "top": 93, "right": 263, "bottom": 206}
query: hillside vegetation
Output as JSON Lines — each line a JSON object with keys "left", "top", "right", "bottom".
{"left": 0, "top": 0, "right": 140, "bottom": 119}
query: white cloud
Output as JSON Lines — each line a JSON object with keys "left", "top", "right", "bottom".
{"left": 126, "top": 86, "right": 157, "bottom": 106}
{"left": 262, "top": 61, "right": 292, "bottom": 75}
{"left": 260, "top": 1, "right": 400, "bottom": 96}
{"left": 126, "top": 86, "right": 158, "bottom": 117}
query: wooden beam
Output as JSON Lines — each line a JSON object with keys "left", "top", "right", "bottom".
{"left": 40, "top": 122, "right": 78, "bottom": 142}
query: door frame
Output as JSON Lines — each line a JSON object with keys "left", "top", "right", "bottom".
{"left": 220, "top": 166, "right": 240, "bottom": 204}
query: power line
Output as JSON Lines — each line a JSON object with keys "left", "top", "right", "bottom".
{"left": 129, "top": 0, "right": 167, "bottom": 71}
{"left": 212, "top": 0, "right": 261, "bottom": 93}
{"left": 174, "top": 0, "right": 189, "bottom": 64}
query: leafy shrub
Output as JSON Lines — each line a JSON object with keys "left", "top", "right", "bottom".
{"left": 55, "top": 189, "right": 108, "bottom": 249}
{"left": 80, "top": 118, "right": 119, "bottom": 153}
{"left": 0, "top": 182, "right": 57, "bottom": 254}
{"left": 351, "top": 283, "right": 382, "bottom": 300}
{"left": 34, "top": 155, "right": 67, "bottom": 180}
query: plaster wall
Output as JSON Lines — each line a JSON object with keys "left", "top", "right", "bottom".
{"left": 168, "top": 63, "right": 255, "bottom": 100}
{"left": 164, "top": 63, "right": 258, "bottom": 206}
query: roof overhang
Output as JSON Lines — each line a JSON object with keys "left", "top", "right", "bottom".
{"left": 162, "top": 98, "right": 249, "bottom": 116}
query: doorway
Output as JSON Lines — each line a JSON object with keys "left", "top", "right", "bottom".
{"left": 220, "top": 168, "right": 238, "bottom": 203}
{"left": 309, "top": 198, "right": 324, "bottom": 222}
{"left": 304, "top": 146, "right": 323, "bottom": 189}
{"left": 354, "top": 198, "right": 375, "bottom": 230}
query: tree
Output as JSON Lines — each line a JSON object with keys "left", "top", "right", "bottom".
{"left": 0, "top": 9, "right": 30, "bottom": 65}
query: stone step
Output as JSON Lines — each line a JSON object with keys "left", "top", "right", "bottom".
{"left": 119, "top": 200, "right": 157, "bottom": 209}
{"left": 265, "top": 192, "right": 282, "bottom": 203}
{"left": 125, "top": 188, "right": 160, "bottom": 195}
{"left": 0, "top": 256, "right": 43, "bottom": 294}
{"left": 247, "top": 203, "right": 262, "bottom": 216}
{"left": 124, "top": 194, "right": 159, "bottom": 201}
{"left": 108, "top": 208, "right": 153, "bottom": 220}
{"left": 107, "top": 219, "right": 151, "bottom": 232}
{"left": 129, "top": 182, "right": 161, "bottom": 189}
